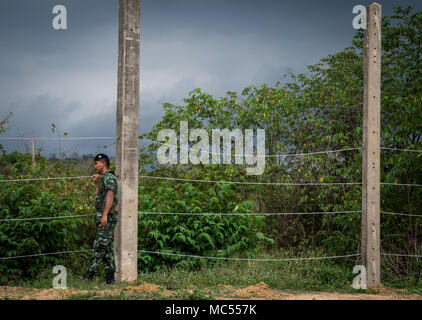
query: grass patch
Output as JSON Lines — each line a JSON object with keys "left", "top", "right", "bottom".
{"left": 1, "top": 249, "right": 420, "bottom": 299}
{"left": 66, "top": 291, "right": 101, "bottom": 300}
{"left": 138, "top": 250, "right": 359, "bottom": 294}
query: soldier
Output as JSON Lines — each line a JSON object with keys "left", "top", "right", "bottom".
{"left": 83, "top": 153, "right": 119, "bottom": 284}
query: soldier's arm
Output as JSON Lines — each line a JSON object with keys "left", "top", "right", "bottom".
{"left": 102, "top": 190, "right": 114, "bottom": 217}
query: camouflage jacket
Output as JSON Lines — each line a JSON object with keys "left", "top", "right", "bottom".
{"left": 95, "top": 171, "right": 118, "bottom": 214}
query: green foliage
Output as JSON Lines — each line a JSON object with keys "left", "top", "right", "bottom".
{"left": 138, "top": 6, "right": 421, "bottom": 279}
{"left": 138, "top": 180, "right": 273, "bottom": 272}
{"left": 0, "top": 153, "right": 96, "bottom": 282}
{"left": 0, "top": 112, "right": 13, "bottom": 154}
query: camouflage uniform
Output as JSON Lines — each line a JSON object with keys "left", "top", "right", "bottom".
{"left": 86, "top": 171, "right": 119, "bottom": 275}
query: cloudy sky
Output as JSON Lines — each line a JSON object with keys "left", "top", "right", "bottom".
{"left": 0, "top": 0, "right": 420, "bottom": 157}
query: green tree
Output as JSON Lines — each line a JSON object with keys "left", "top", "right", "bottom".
{"left": 0, "top": 112, "right": 13, "bottom": 154}
{"left": 139, "top": 6, "right": 421, "bottom": 278}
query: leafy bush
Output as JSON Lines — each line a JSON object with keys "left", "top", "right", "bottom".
{"left": 0, "top": 153, "right": 96, "bottom": 282}
{"left": 138, "top": 180, "right": 273, "bottom": 272}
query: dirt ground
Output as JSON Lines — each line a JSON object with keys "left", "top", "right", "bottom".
{"left": 1, "top": 282, "right": 421, "bottom": 300}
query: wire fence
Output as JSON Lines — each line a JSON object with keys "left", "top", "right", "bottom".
{"left": 138, "top": 175, "right": 362, "bottom": 186}
{"left": 1, "top": 248, "right": 421, "bottom": 261}
{"left": 0, "top": 137, "right": 116, "bottom": 140}
{"left": 140, "top": 137, "right": 363, "bottom": 158}
{"left": 0, "top": 214, "right": 95, "bottom": 222}
{"left": 0, "top": 137, "right": 420, "bottom": 267}
{"left": 137, "top": 250, "right": 361, "bottom": 262}
{"left": 2, "top": 136, "right": 421, "bottom": 153}
{"left": 381, "top": 182, "right": 422, "bottom": 187}
{"left": 1, "top": 210, "right": 420, "bottom": 223}
{"left": 137, "top": 210, "right": 362, "bottom": 216}
{"left": 0, "top": 175, "right": 419, "bottom": 187}
{"left": 381, "top": 147, "right": 422, "bottom": 153}
{"left": 0, "top": 249, "right": 93, "bottom": 260}
{"left": 0, "top": 175, "right": 362, "bottom": 185}
{"left": 0, "top": 137, "right": 420, "bottom": 187}
{"left": 382, "top": 211, "right": 422, "bottom": 218}
{"left": 3, "top": 135, "right": 421, "bottom": 152}
{"left": 381, "top": 253, "right": 422, "bottom": 258}
{"left": 0, "top": 176, "right": 90, "bottom": 183}
{"left": 1, "top": 248, "right": 419, "bottom": 262}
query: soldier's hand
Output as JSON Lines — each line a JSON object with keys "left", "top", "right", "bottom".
{"left": 100, "top": 214, "right": 108, "bottom": 227}
{"left": 91, "top": 174, "right": 101, "bottom": 185}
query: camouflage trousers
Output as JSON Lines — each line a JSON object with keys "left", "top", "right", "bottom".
{"left": 87, "top": 211, "right": 118, "bottom": 275}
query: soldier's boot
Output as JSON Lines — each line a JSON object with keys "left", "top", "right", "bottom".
{"left": 105, "top": 272, "right": 115, "bottom": 284}
{"left": 83, "top": 270, "right": 95, "bottom": 281}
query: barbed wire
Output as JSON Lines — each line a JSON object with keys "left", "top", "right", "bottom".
{"left": 0, "top": 174, "right": 360, "bottom": 185}
{"left": 0, "top": 249, "right": 93, "bottom": 260}
{"left": 0, "top": 132, "right": 419, "bottom": 264}
{"left": 381, "top": 253, "right": 422, "bottom": 258}
{"left": 0, "top": 214, "right": 95, "bottom": 222}
{"left": 138, "top": 210, "right": 361, "bottom": 216}
{"left": 137, "top": 249, "right": 361, "bottom": 262}
{"left": 1, "top": 174, "right": 419, "bottom": 188}
{"left": 1, "top": 210, "right": 418, "bottom": 222}
{"left": 140, "top": 137, "right": 362, "bottom": 158}
{"left": 381, "top": 147, "right": 422, "bottom": 153}
{"left": 1, "top": 250, "right": 418, "bottom": 262}
{"left": 1, "top": 175, "right": 418, "bottom": 188}
{"left": 382, "top": 211, "right": 422, "bottom": 218}
{"left": 139, "top": 175, "right": 361, "bottom": 186}
{"left": 381, "top": 182, "right": 422, "bottom": 187}
{"left": 0, "top": 176, "right": 90, "bottom": 183}
{"left": 3, "top": 136, "right": 420, "bottom": 153}
{"left": 0, "top": 137, "right": 116, "bottom": 140}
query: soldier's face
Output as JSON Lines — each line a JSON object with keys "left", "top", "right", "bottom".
{"left": 94, "top": 160, "right": 106, "bottom": 173}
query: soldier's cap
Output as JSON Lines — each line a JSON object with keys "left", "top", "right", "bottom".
{"left": 94, "top": 153, "right": 109, "bottom": 162}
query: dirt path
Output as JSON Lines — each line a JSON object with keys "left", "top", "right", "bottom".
{"left": 1, "top": 282, "right": 421, "bottom": 300}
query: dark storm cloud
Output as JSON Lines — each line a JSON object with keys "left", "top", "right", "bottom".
{"left": 0, "top": 0, "right": 420, "bottom": 156}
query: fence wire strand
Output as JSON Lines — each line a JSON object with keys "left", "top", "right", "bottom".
{"left": 381, "top": 182, "right": 422, "bottom": 187}
{"left": 2, "top": 175, "right": 419, "bottom": 188}
{"left": 0, "top": 214, "right": 95, "bottom": 222}
{"left": 382, "top": 211, "right": 422, "bottom": 218}
{"left": 138, "top": 211, "right": 361, "bottom": 216}
{"left": 381, "top": 253, "right": 422, "bottom": 258}
{"left": 2, "top": 210, "right": 419, "bottom": 222}
{"left": 1, "top": 250, "right": 419, "bottom": 262}
{"left": 140, "top": 137, "right": 362, "bottom": 158}
{"left": 0, "top": 249, "right": 93, "bottom": 260}
{"left": 0, "top": 137, "right": 116, "bottom": 140}
{"left": 0, "top": 176, "right": 90, "bottom": 183}
{"left": 2, "top": 136, "right": 420, "bottom": 153}
{"left": 381, "top": 147, "right": 422, "bottom": 153}
{"left": 138, "top": 175, "right": 361, "bottom": 186}
{"left": 137, "top": 249, "right": 361, "bottom": 262}
{"left": 2, "top": 175, "right": 419, "bottom": 187}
